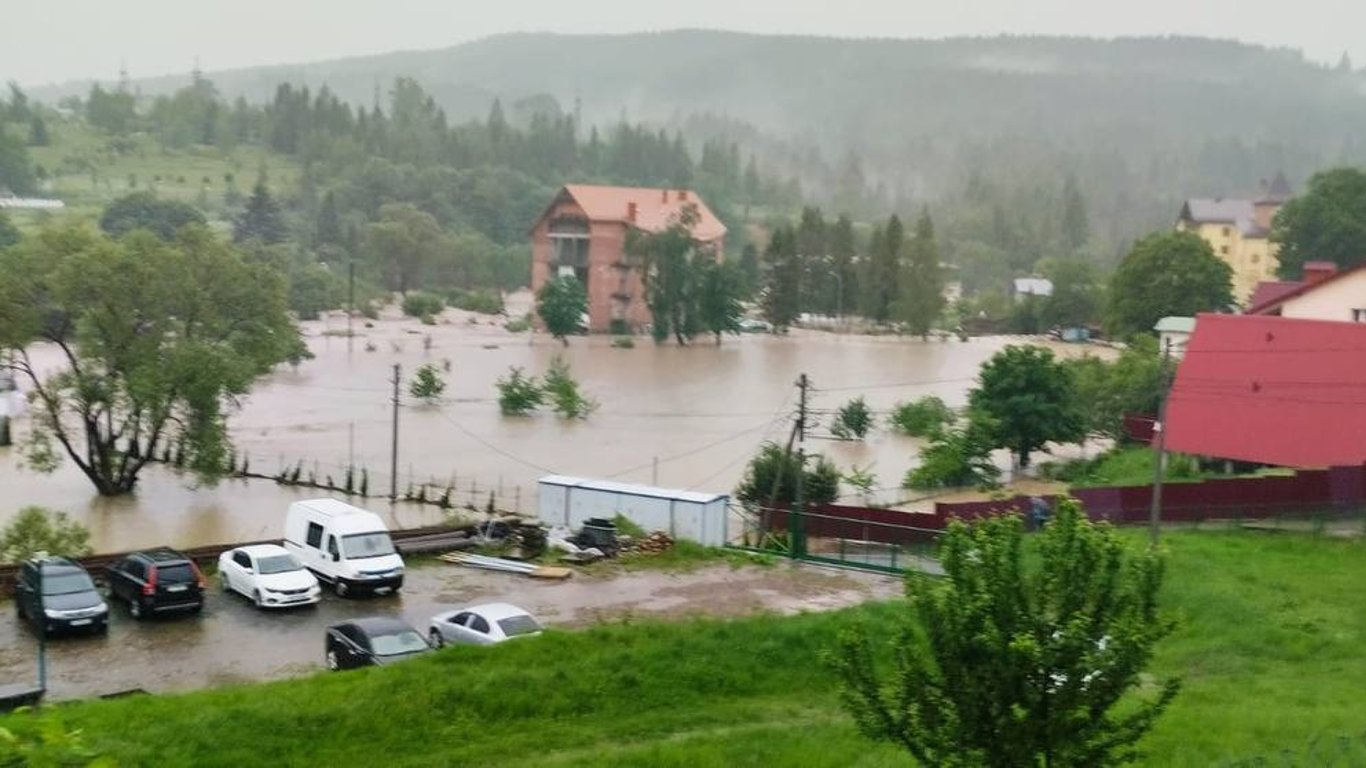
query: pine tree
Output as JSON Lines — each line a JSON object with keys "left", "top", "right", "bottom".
{"left": 233, "top": 176, "right": 288, "bottom": 245}
{"left": 316, "top": 190, "right": 342, "bottom": 246}
{"left": 27, "top": 115, "right": 49, "bottom": 147}
{"left": 829, "top": 214, "right": 857, "bottom": 318}
{"left": 863, "top": 214, "right": 903, "bottom": 323}
{"left": 761, "top": 225, "right": 801, "bottom": 330}
{"left": 1061, "top": 174, "right": 1089, "bottom": 254}
{"left": 897, "top": 208, "right": 945, "bottom": 339}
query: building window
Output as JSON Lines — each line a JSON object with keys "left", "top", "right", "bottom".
{"left": 1222, "top": 226, "right": 1231, "bottom": 237}
{"left": 1354, "top": 309, "right": 1366, "bottom": 323}
{"left": 1250, "top": 253, "right": 1259, "bottom": 264}
{"left": 1220, "top": 245, "right": 1230, "bottom": 255}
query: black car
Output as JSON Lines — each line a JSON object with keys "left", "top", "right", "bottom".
{"left": 325, "top": 617, "right": 432, "bottom": 671}
{"left": 106, "top": 548, "right": 205, "bottom": 619}
{"left": 15, "top": 556, "right": 108, "bottom": 636}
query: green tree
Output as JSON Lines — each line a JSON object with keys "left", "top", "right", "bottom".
{"left": 1061, "top": 173, "right": 1089, "bottom": 253}
{"left": 543, "top": 356, "right": 598, "bottom": 419}
{"left": 737, "top": 242, "right": 760, "bottom": 297}
{"left": 0, "top": 210, "right": 20, "bottom": 249}
{"left": 233, "top": 177, "right": 288, "bottom": 245}
{"left": 904, "top": 416, "right": 1001, "bottom": 490}
{"left": 86, "top": 83, "right": 138, "bottom": 135}
{"left": 1041, "top": 258, "right": 1101, "bottom": 329}
{"left": 409, "top": 363, "right": 446, "bottom": 404}
{"left": 100, "top": 191, "right": 207, "bottom": 240}
{"left": 836, "top": 498, "right": 1179, "bottom": 767}
{"left": 889, "top": 395, "right": 957, "bottom": 437}
{"left": 695, "top": 258, "right": 744, "bottom": 344}
{"left": 1271, "top": 167, "right": 1366, "bottom": 277}
{"left": 735, "top": 443, "right": 840, "bottom": 508}
{"left": 495, "top": 366, "right": 544, "bottom": 416}
{"left": 897, "top": 208, "right": 944, "bottom": 339}
{"left": 862, "top": 215, "right": 903, "bottom": 323}
{"left": 1065, "top": 335, "right": 1165, "bottom": 441}
{"left": 0, "top": 128, "right": 36, "bottom": 195}
{"left": 1107, "top": 231, "right": 1232, "bottom": 337}
{"left": 0, "top": 506, "right": 93, "bottom": 563}
{"left": 316, "top": 190, "right": 343, "bottom": 247}
{"left": 365, "top": 203, "right": 447, "bottom": 293}
{"left": 969, "top": 345, "right": 1085, "bottom": 467}
{"left": 0, "top": 223, "right": 303, "bottom": 495}
{"left": 829, "top": 214, "right": 858, "bottom": 317}
{"left": 27, "top": 114, "right": 49, "bottom": 147}
{"left": 628, "top": 206, "right": 702, "bottom": 345}
{"left": 831, "top": 396, "right": 873, "bottom": 440}
{"left": 760, "top": 225, "right": 801, "bottom": 330}
{"left": 535, "top": 275, "right": 587, "bottom": 345}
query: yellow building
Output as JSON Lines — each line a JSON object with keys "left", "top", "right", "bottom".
{"left": 1175, "top": 173, "right": 1292, "bottom": 305}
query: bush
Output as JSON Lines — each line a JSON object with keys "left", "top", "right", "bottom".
{"left": 408, "top": 364, "right": 446, "bottom": 404}
{"left": 735, "top": 443, "right": 841, "bottom": 507}
{"left": 889, "top": 395, "right": 958, "bottom": 437}
{"left": 496, "top": 367, "right": 545, "bottom": 416}
{"left": 611, "top": 336, "right": 635, "bottom": 349}
{"left": 831, "top": 397, "right": 873, "bottom": 440}
{"left": 401, "top": 292, "right": 444, "bottom": 319}
{"left": 0, "top": 506, "right": 93, "bottom": 563}
{"left": 543, "top": 356, "right": 598, "bottom": 419}
{"left": 504, "top": 315, "right": 532, "bottom": 333}
{"left": 904, "top": 419, "right": 1000, "bottom": 491}
{"left": 448, "top": 289, "right": 505, "bottom": 315}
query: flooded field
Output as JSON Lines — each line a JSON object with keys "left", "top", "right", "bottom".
{"left": 0, "top": 561, "right": 902, "bottom": 701}
{"left": 0, "top": 295, "right": 1106, "bottom": 551}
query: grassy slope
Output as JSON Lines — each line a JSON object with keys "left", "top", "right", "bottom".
{"left": 15, "top": 530, "right": 1366, "bottom": 766}
{"left": 14, "top": 121, "right": 298, "bottom": 232}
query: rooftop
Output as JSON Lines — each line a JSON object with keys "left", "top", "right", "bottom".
{"left": 548, "top": 185, "right": 727, "bottom": 242}
{"left": 539, "top": 475, "right": 728, "bottom": 504}
{"left": 1154, "top": 316, "right": 1196, "bottom": 334}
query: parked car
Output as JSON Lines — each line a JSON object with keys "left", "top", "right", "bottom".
{"left": 106, "top": 547, "right": 205, "bottom": 619}
{"left": 218, "top": 544, "right": 321, "bottom": 609}
{"left": 324, "top": 617, "right": 431, "bottom": 671}
{"left": 15, "top": 556, "right": 108, "bottom": 636}
{"left": 428, "top": 603, "right": 543, "bottom": 648}
{"left": 284, "top": 498, "right": 405, "bottom": 597}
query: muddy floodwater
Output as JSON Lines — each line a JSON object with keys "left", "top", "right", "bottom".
{"left": 0, "top": 295, "right": 1107, "bottom": 551}
{"left": 0, "top": 562, "right": 902, "bottom": 701}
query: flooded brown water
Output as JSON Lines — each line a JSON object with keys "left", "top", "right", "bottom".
{"left": 0, "top": 294, "right": 1108, "bottom": 551}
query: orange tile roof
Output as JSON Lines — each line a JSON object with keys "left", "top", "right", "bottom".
{"left": 560, "top": 184, "right": 726, "bottom": 242}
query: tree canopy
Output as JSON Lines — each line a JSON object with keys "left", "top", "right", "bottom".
{"left": 969, "top": 345, "right": 1085, "bottom": 467}
{"left": 99, "top": 191, "right": 208, "bottom": 240}
{"left": 896, "top": 209, "right": 944, "bottom": 339}
{"left": 1272, "top": 167, "right": 1366, "bottom": 278}
{"left": 836, "top": 498, "right": 1179, "bottom": 767}
{"left": 1107, "top": 231, "right": 1232, "bottom": 337}
{"left": 0, "top": 222, "right": 304, "bottom": 496}
{"left": 536, "top": 275, "right": 587, "bottom": 345}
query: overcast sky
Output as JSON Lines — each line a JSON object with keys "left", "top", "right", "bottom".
{"left": 4, "top": 0, "right": 1362, "bottom": 87}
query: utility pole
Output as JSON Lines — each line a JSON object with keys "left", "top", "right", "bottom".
{"left": 390, "top": 364, "right": 400, "bottom": 501}
{"left": 347, "top": 258, "right": 355, "bottom": 347}
{"left": 1148, "top": 338, "right": 1174, "bottom": 545}
{"left": 796, "top": 373, "right": 809, "bottom": 444}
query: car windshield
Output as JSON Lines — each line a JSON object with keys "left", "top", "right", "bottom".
{"left": 342, "top": 532, "right": 396, "bottom": 559}
{"left": 41, "top": 571, "right": 96, "bottom": 596}
{"left": 256, "top": 554, "right": 303, "bottom": 574}
{"left": 371, "top": 630, "right": 428, "bottom": 657}
{"left": 498, "top": 615, "right": 543, "bottom": 637}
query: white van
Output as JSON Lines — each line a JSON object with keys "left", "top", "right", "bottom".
{"left": 283, "top": 498, "right": 405, "bottom": 597}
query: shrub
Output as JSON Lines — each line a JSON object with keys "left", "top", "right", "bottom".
{"left": 543, "top": 356, "right": 598, "bottom": 419}
{"left": 831, "top": 397, "right": 873, "bottom": 440}
{"left": 0, "top": 506, "right": 93, "bottom": 563}
{"left": 496, "top": 367, "right": 545, "bottom": 416}
{"left": 611, "top": 336, "right": 635, "bottom": 349}
{"left": 504, "top": 315, "right": 532, "bottom": 333}
{"left": 449, "top": 289, "right": 504, "bottom": 315}
{"left": 904, "top": 418, "right": 1001, "bottom": 491}
{"left": 408, "top": 364, "right": 446, "bottom": 404}
{"left": 889, "top": 395, "right": 957, "bottom": 437}
{"left": 401, "top": 292, "right": 444, "bottom": 319}
{"left": 735, "top": 443, "right": 841, "bottom": 507}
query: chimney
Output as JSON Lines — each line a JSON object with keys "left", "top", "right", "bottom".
{"left": 678, "top": 189, "right": 688, "bottom": 201}
{"left": 1303, "top": 261, "right": 1337, "bottom": 285}
{"left": 627, "top": 202, "right": 637, "bottom": 223}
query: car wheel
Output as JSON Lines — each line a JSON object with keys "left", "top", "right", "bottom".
{"left": 96, "top": 621, "right": 109, "bottom": 635}
{"left": 334, "top": 580, "right": 349, "bottom": 598}
{"left": 253, "top": 590, "right": 264, "bottom": 609}
{"left": 326, "top": 649, "right": 340, "bottom": 671}
{"left": 429, "top": 629, "right": 444, "bottom": 648}
{"left": 128, "top": 598, "right": 144, "bottom": 620}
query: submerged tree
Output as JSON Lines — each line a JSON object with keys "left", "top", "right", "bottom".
{"left": 535, "top": 274, "right": 587, "bottom": 345}
{"left": 0, "top": 223, "right": 304, "bottom": 496}
{"left": 836, "top": 498, "right": 1179, "bottom": 767}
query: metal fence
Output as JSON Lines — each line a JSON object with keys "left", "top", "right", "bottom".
{"left": 729, "top": 504, "right": 943, "bottom": 575}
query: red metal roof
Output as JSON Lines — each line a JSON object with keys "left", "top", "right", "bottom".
{"left": 554, "top": 184, "right": 726, "bottom": 242}
{"left": 1163, "top": 313, "right": 1366, "bottom": 467}
{"left": 1246, "top": 280, "right": 1302, "bottom": 313}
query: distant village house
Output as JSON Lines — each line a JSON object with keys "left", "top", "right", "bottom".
{"left": 1175, "top": 172, "right": 1292, "bottom": 304}
{"left": 530, "top": 185, "right": 726, "bottom": 333}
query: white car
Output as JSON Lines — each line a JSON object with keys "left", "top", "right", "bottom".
{"left": 218, "top": 544, "right": 322, "bottom": 609}
{"left": 428, "top": 602, "right": 543, "bottom": 648}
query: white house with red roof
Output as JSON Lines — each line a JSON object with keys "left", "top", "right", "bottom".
{"left": 529, "top": 185, "right": 726, "bottom": 333}
{"left": 1246, "top": 261, "right": 1366, "bottom": 322}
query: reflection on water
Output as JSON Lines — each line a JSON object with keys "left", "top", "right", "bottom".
{"left": 0, "top": 301, "right": 1100, "bottom": 551}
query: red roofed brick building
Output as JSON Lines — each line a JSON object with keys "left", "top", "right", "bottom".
{"left": 1163, "top": 313, "right": 1366, "bottom": 467}
{"left": 529, "top": 185, "right": 726, "bottom": 333}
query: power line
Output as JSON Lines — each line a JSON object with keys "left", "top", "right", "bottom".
{"left": 816, "top": 376, "right": 977, "bottom": 393}
{"left": 433, "top": 410, "right": 559, "bottom": 475}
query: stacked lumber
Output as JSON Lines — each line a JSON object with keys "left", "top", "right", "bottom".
{"left": 438, "top": 552, "right": 572, "bottom": 580}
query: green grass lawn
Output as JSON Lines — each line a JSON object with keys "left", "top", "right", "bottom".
{"left": 8, "top": 529, "right": 1366, "bottom": 766}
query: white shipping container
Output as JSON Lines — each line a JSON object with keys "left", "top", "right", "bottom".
{"left": 537, "top": 475, "right": 729, "bottom": 547}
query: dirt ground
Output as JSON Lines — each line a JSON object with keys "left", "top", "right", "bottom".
{"left": 0, "top": 560, "right": 902, "bottom": 701}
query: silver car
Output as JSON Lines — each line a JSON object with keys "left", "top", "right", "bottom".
{"left": 428, "top": 602, "right": 543, "bottom": 647}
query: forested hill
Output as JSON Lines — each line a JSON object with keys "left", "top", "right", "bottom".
{"left": 41, "top": 31, "right": 1366, "bottom": 254}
